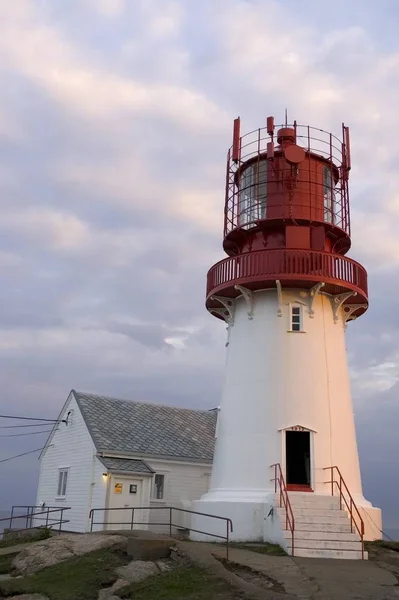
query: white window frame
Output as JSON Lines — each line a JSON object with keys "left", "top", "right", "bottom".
{"left": 288, "top": 303, "right": 304, "bottom": 333}
{"left": 151, "top": 473, "right": 167, "bottom": 502}
{"left": 56, "top": 468, "right": 69, "bottom": 498}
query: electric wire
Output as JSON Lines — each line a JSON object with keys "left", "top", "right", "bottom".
{"left": 0, "top": 429, "right": 54, "bottom": 438}
{"left": 0, "top": 446, "right": 50, "bottom": 464}
{"left": 0, "top": 423, "right": 59, "bottom": 429}
{"left": 0, "top": 414, "right": 59, "bottom": 422}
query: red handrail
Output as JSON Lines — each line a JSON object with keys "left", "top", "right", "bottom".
{"left": 271, "top": 463, "right": 295, "bottom": 556}
{"left": 206, "top": 248, "right": 368, "bottom": 302}
{"left": 324, "top": 466, "right": 365, "bottom": 559}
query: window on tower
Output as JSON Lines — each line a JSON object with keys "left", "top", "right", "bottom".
{"left": 290, "top": 304, "right": 303, "bottom": 332}
{"left": 323, "top": 165, "right": 336, "bottom": 224}
{"left": 238, "top": 160, "right": 267, "bottom": 229}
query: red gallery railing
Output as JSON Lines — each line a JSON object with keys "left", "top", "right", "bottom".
{"left": 324, "top": 466, "right": 365, "bottom": 560}
{"left": 207, "top": 248, "right": 368, "bottom": 302}
{"left": 271, "top": 463, "right": 295, "bottom": 556}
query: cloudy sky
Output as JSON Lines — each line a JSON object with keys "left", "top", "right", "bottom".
{"left": 0, "top": 0, "right": 398, "bottom": 533}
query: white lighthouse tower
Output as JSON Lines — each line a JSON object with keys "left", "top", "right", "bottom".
{"left": 191, "top": 116, "right": 382, "bottom": 558}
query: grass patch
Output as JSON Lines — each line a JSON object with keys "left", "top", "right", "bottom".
{"left": 230, "top": 542, "right": 286, "bottom": 556}
{"left": 0, "top": 528, "right": 51, "bottom": 548}
{"left": 0, "top": 548, "right": 129, "bottom": 600}
{"left": 366, "top": 540, "right": 399, "bottom": 553}
{"left": 118, "top": 566, "right": 238, "bottom": 600}
{"left": 0, "top": 553, "right": 19, "bottom": 575}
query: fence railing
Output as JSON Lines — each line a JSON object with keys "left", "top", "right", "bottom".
{"left": 207, "top": 248, "right": 368, "bottom": 302}
{"left": 0, "top": 506, "right": 71, "bottom": 536}
{"left": 89, "top": 506, "right": 233, "bottom": 559}
{"left": 324, "top": 466, "right": 365, "bottom": 559}
{"left": 271, "top": 463, "right": 295, "bottom": 556}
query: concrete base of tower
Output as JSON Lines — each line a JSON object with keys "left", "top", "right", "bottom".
{"left": 190, "top": 493, "right": 286, "bottom": 546}
{"left": 358, "top": 505, "right": 383, "bottom": 541}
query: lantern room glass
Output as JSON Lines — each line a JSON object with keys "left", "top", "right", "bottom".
{"left": 239, "top": 160, "right": 267, "bottom": 228}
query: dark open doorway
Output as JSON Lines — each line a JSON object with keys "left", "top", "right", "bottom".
{"left": 285, "top": 431, "right": 311, "bottom": 490}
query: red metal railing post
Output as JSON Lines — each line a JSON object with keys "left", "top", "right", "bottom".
{"left": 169, "top": 507, "right": 173, "bottom": 537}
{"left": 339, "top": 475, "right": 342, "bottom": 510}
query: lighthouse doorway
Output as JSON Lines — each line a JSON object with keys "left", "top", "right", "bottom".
{"left": 285, "top": 430, "right": 312, "bottom": 491}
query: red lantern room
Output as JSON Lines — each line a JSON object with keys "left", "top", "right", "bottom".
{"left": 207, "top": 116, "right": 368, "bottom": 323}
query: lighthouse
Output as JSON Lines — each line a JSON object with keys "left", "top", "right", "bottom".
{"left": 191, "top": 115, "right": 382, "bottom": 558}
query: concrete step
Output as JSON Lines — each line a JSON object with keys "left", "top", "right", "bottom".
{"left": 287, "top": 494, "right": 341, "bottom": 508}
{"left": 276, "top": 509, "right": 349, "bottom": 523}
{"left": 287, "top": 538, "right": 362, "bottom": 551}
{"left": 278, "top": 507, "right": 348, "bottom": 517}
{"left": 287, "top": 499, "right": 341, "bottom": 510}
{"left": 284, "top": 530, "right": 359, "bottom": 542}
{"left": 290, "top": 548, "right": 367, "bottom": 560}
{"left": 294, "top": 522, "right": 352, "bottom": 533}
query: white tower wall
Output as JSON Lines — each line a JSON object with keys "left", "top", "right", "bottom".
{"left": 191, "top": 288, "right": 381, "bottom": 542}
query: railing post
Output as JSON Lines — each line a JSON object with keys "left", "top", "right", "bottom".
{"left": 45, "top": 508, "right": 49, "bottom": 528}
{"left": 331, "top": 467, "right": 334, "bottom": 496}
{"left": 131, "top": 508, "right": 135, "bottom": 531}
{"left": 59, "top": 509, "right": 64, "bottom": 534}
{"left": 169, "top": 508, "right": 173, "bottom": 537}
{"left": 226, "top": 521, "right": 229, "bottom": 561}
{"left": 274, "top": 464, "right": 277, "bottom": 493}
{"left": 339, "top": 475, "right": 342, "bottom": 510}
{"left": 9, "top": 506, "right": 14, "bottom": 530}
{"left": 90, "top": 510, "right": 94, "bottom": 532}
{"left": 350, "top": 498, "right": 353, "bottom": 533}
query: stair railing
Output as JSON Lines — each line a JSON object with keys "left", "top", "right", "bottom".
{"left": 324, "top": 465, "right": 365, "bottom": 559}
{"left": 271, "top": 463, "right": 295, "bottom": 555}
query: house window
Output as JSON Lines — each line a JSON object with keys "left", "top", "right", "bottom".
{"left": 57, "top": 469, "right": 68, "bottom": 497}
{"left": 290, "top": 304, "right": 303, "bottom": 332}
{"left": 152, "top": 474, "right": 165, "bottom": 500}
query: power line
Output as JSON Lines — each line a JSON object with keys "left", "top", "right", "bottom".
{"left": 0, "top": 429, "right": 54, "bottom": 438}
{"left": 0, "top": 414, "right": 59, "bottom": 423}
{"left": 0, "top": 423, "right": 59, "bottom": 429}
{"left": 0, "top": 446, "right": 50, "bottom": 464}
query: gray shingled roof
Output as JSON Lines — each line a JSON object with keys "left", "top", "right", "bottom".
{"left": 73, "top": 391, "right": 216, "bottom": 463}
{"left": 98, "top": 457, "right": 154, "bottom": 474}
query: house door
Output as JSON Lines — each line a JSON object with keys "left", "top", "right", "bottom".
{"left": 285, "top": 431, "right": 312, "bottom": 491}
{"left": 107, "top": 477, "right": 145, "bottom": 530}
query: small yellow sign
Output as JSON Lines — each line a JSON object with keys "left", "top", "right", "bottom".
{"left": 114, "top": 483, "right": 123, "bottom": 494}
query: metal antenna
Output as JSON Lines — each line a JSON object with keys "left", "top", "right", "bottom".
{"left": 285, "top": 108, "right": 288, "bottom": 126}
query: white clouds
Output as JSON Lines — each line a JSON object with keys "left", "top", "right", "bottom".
{"left": 91, "top": 0, "right": 126, "bottom": 17}
{"left": 1, "top": 0, "right": 399, "bottom": 512}
{"left": 352, "top": 360, "right": 399, "bottom": 397}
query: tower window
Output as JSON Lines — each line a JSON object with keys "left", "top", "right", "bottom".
{"left": 323, "top": 165, "right": 336, "bottom": 224}
{"left": 238, "top": 160, "right": 267, "bottom": 229}
{"left": 289, "top": 304, "right": 303, "bottom": 332}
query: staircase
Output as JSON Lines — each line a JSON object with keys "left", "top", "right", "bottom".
{"left": 276, "top": 493, "right": 367, "bottom": 559}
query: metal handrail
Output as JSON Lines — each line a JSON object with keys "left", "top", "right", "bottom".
{"left": 271, "top": 463, "right": 295, "bottom": 556}
{"left": 88, "top": 506, "right": 233, "bottom": 560}
{"left": 323, "top": 466, "right": 365, "bottom": 559}
{"left": 0, "top": 506, "right": 71, "bottom": 536}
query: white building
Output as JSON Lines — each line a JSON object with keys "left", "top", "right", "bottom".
{"left": 36, "top": 390, "right": 215, "bottom": 534}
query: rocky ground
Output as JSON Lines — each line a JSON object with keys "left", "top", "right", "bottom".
{"left": 0, "top": 533, "right": 399, "bottom": 599}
